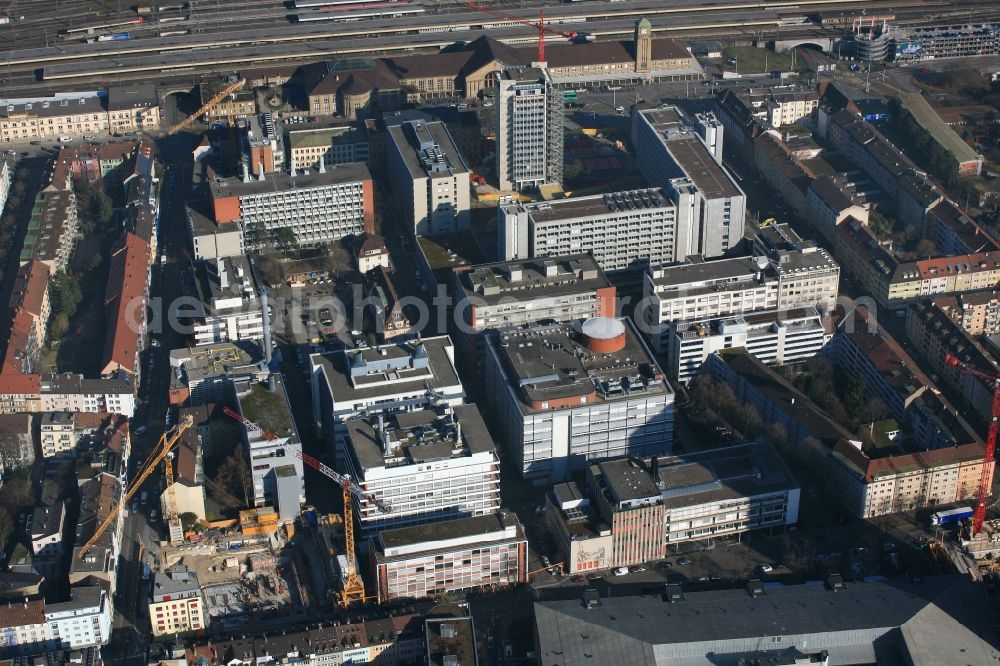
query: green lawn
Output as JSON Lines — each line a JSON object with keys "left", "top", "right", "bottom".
{"left": 721, "top": 46, "right": 795, "bottom": 74}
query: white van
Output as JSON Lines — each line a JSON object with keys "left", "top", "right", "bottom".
{"left": 57, "top": 136, "right": 73, "bottom": 143}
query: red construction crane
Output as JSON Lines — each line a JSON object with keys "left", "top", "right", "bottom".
{"left": 223, "top": 405, "right": 276, "bottom": 440}
{"left": 944, "top": 354, "right": 1000, "bottom": 535}
{"left": 467, "top": 2, "right": 577, "bottom": 63}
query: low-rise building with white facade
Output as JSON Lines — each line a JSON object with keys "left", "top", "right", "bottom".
{"left": 371, "top": 511, "right": 527, "bottom": 604}
{"left": 40, "top": 412, "right": 75, "bottom": 458}
{"left": 44, "top": 586, "right": 112, "bottom": 649}
{"left": 666, "top": 306, "right": 830, "bottom": 384}
{"left": 341, "top": 404, "right": 500, "bottom": 538}
{"left": 30, "top": 503, "right": 65, "bottom": 557}
{"left": 484, "top": 318, "right": 674, "bottom": 482}
{"left": 288, "top": 124, "right": 370, "bottom": 171}
{"left": 0, "top": 598, "right": 50, "bottom": 653}
{"left": 387, "top": 120, "right": 470, "bottom": 236}
{"left": 169, "top": 341, "right": 268, "bottom": 407}
{"left": 149, "top": 567, "right": 206, "bottom": 637}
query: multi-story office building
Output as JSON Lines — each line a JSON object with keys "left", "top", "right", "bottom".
{"left": 0, "top": 94, "right": 109, "bottom": 143}
{"left": 341, "top": 404, "right": 500, "bottom": 537}
{"left": 191, "top": 256, "right": 265, "bottom": 346}
{"left": 106, "top": 84, "right": 161, "bottom": 135}
{"left": 168, "top": 341, "right": 268, "bottom": 407}
{"left": 288, "top": 124, "right": 370, "bottom": 171}
{"left": 495, "top": 67, "right": 563, "bottom": 192}
{"left": 666, "top": 306, "right": 829, "bottom": 384}
{"left": 453, "top": 254, "right": 615, "bottom": 370}
{"left": 40, "top": 412, "right": 75, "bottom": 458}
{"left": 209, "top": 164, "right": 374, "bottom": 252}
{"left": 498, "top": 188, "right": 681, "bottom": 280}
{"left": 387, "top": 120, "right": 470, "bottom": 236}
{"left": 644, "top": 244, "right": 840, "bottom": 352}
{"left": 310, "top": 336, "right": 465, "bottom": 452}
{"left": 44, "top": 586, "right": 112, "bottom": 649}
{"left": 548, "top": 443, "right": 799, "bottom": 572}
{"left": 370, "top": 511, "right": 527, "bottom": 604}
{"left": 239, "top": 113, "right": 284, "bottom": 177}
{"left": 234, "top": 380, "right": 305, "bottom": 523}
{"left": 484, "top": 318, "right": 674, "bottom": 482}
{"left": 148, "top": 567, "right": 206, "bottom": 637}
{"left": 632, "top": 106, "right": 746, "bottom": 258}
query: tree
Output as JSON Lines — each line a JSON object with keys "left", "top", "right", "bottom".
{"left": 253, "top": 253, "right": 284, "bottom": 288}
{"left": 214, "top": 446, "right": 252, "bottom": 507}
{"left": 915, "top": 238, "right": 937, "bottom": 258}
{"left": 88, "top": 254, "right": 103, "bottom": 272}
{"left": 273, "top": 227, "right": 297, "bottom": 251}
{"left": 180, "top": 512, "right": 201, "bottom": 532}
{"left": 96, "top": 195, "right": 113, "bottom": 226}
{"left": 842, "top": 372, "right": 868, "bottom": 423}
{"left": 49, "top": 312, "right": 70, "bottom": 341}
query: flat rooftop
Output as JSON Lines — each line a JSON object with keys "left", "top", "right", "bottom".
{"left": 170, "top": 340, "right": 264, "bottom": 385}
{"left": 597, "top": 442, "right": 797, "bottom": 509}
{"left": 376, "top": 511, "right": 523, "bottom": 557}
{"left": 519, "top": 188, "right": 672, "bottom": 225}
{"left": 311, "top": 336, "right": 460, "bottom": 404}
{"left": 388, "top": 120, "right": 468, "bottom": 180}
{"left": 649, "top": 254, "right": 774, "bottom": 291}
{"left": 426, "top": 613, "right": 478, "bottom": 666}
{"left": 488, "top": 318, "right": 671, "bottom": 414}
{"left": 288, "top": 124, "right": 366, "bottom": 150}
{"left": 237, "top": 377, "right": 297, "bottom": 443}
{"left": 344, "top": 403, "right": 495, "bottom": 473}
{"left": 457, "top": 253, "right": 610, "bottom": 305}
{"left": 209, "top": 162, "right": 370, "bottom": 199}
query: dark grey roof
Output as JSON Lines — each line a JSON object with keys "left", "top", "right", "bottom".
{"left": 535, "top": 575, "right": 999, "bottom": 666}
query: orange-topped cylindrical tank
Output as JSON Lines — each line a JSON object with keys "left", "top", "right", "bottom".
{"left": 580, "top": 317, "right": 626, "bottom": 353}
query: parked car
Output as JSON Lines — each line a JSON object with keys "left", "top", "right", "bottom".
{"left": 541, "top": 555, "right": 550, "bottom": 567}
{"left": 678, "top": 557, "right": 693, "bottom": 566}
{"left": 758, "top": 564, "right": 773, "bottom": 573}
{"left": 630, "top": 566, "right": 646, "bottom": 573}
{"left": 614, "top": 567, "right": 629, "bottom": 576}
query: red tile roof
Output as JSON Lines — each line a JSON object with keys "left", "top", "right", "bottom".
{"left": 8, "top": 260, "right": 50, "bottom": 317}
{"left": 833, "top": 438, "right": 987, "bottom": 483}
{"left": 0, "top": 372, "right": 40, "bottom": 394}
{"left": 0, "top": 598, "right": 45, "bottom": 626}
{"left": 2, "top": 308, "right": 38, "bottom": 375}
{"left": 102, "top": 232, "right": 150, "bottom": 376}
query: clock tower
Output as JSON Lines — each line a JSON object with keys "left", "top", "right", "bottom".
{"left": 635, "top": 18, "right": 652, "bottom": 74}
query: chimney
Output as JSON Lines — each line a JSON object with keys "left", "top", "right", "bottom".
{"left": 290, "top": 158, "right": 297, "bottom": 178}
{"left": 455, "top": 419, "right": 462, "bottom": 445}
{"left": 257, "top": 163, "right": 265, "bottom": 181}
{"left": 242, "top": 162, "right": 250, "bottom": 183}
{"left": 318, "top": 158, "right": 326, "bottom": 174}
{"left": 260, "top": 288, "right": 273, "bottom": 365}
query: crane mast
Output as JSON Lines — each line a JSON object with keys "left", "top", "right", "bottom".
{"left": 466, "top": 2, "right": 578, "bottom": 63}
{"left": 944, "top": 354, "right": 999, "bottom": 536}
{"left": 168, "top": 78, "right": 245, "bottom": 135}
{"left": 78, "top": 416, "right": 194, "bottom": 559}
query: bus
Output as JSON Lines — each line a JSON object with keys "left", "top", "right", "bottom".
{"left": 930, "top": 506, "right": 973, "bottom": 526}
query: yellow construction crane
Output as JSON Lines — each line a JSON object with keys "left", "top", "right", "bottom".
{"left": 168, "top": 78, "right": 245, "bottom": 135}
{"left": 78, "top": 415, "right": 195, "bottom": 559}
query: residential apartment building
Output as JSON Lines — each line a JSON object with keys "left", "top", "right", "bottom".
{"left": 484, "top": 318, "right": 674, "bottom": 482}
{"left": 9, "top": 261, "right": 52, "bottom": 365}
{"left": 370, "top": 511, "right": 527, "bottom": 604}
{"left": 905, "top": 300, "right": 997, "bottom": 422}
{"left": 362, "top": 266, "right": 413, "bottom": 341}
{"left": 235, "top": 380, "right": 305, "bottom": 523}
{"left": 498, "top": 188, "right": 681, "bottom": 280}
{"left": 766, "top": 91, "right": 820, "bottom": 128}
{"left": 0, "top": 95, "right": 108, "bottom": 143}
{"left": 355, "top": 233, "right": 390, "bottom": 274}
{"left": 495, "top": 67, "right": 563, "bottom": 192}
{"left": 453, "top": 253, "right": 615, "bottom": 371}
{"left": 933, "top": 290, "right": 1000, "bottom": 336}
{"left": 0, "top": 374, "right": 136, "bottom": 417}
{"left": 644, "top": 244, "right": 840, "bottom": 353}
{"left": 310, "top": 336, "right": 465, "bottom": 452}
{"left": 163, "top": 425, "right": 207, "bottom": 523}
{"left": 101, "top": 232, "right": 150, "bottom": 379}
{"left": 0, "top": 414, "right": 33, "bottom": 469}
{"left": 149, "top": 567, "right": 206, "bottom": 637}
{"left": 238, "top": 114, "right": 283, "bottom": 177}
{"left": 632, "top": 106, "right": 746, "bottom": 259}
{"left": 387, "top": 120, "right": 470, "bottom": 237}
{"left": 341, "top": 404, "right": 499, "bottom": 537}
{"left": 20, "top": 190, "right": 78, "bottom": 274}
{"left": 186, "top": 200, "right": 245, "bottom": 261}
{"left": 288, "top": 125, "right": 370, "bottom": 171}
{"left": 831, "top": 437, "right": 991, "bottom": 519}
{"left": 666, "top": 306, "right": 830, "bottom": 384}
{"left": 0, "top": 598, "right": 50, "bottom": 653}
{"left": 707, "top": 349, "right": 854, "bottom": 449}
{"left": 44, "top": 586, "right": 112, "bottom": 649}
{"left": 0, "top": 160, "right": 11, "bottom": 220}
{"left": 191, "top": 256, "right": 265, "bottom": 346}
{"left": 209, "top": 164, "right": 374, "bottom": 252}
{"left": 71, "top": 472, "right": 128, "bottom": 595}
{"left": 30, "top": 503, "right": 65, "bottom": 557}
{"left": 805, "top": 175, "right": 870, "bottom": 244}
{"left": 106, "top": 84, "right": 160, "bottom": 135}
